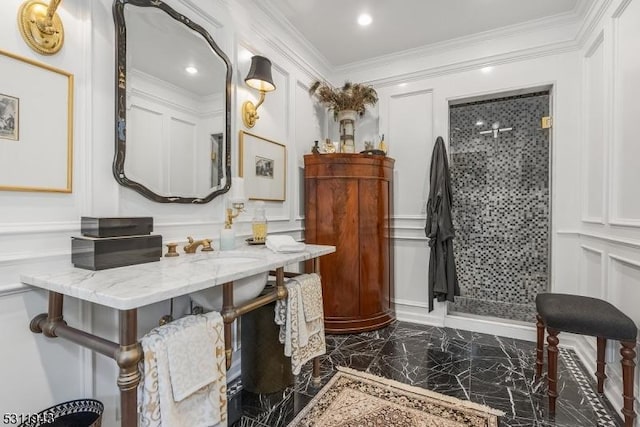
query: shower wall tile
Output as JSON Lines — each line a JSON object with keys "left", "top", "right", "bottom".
{"left": 449, "top": 93, "right": 550, "bottom": 320}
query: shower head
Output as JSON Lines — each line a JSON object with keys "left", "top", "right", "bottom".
{"left": 479, "top": 122, "right": 513, "bottom": 138}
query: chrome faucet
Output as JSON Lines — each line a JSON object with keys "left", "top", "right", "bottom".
{"left": 183, "top": 236, "right": 214, "bottom": 253}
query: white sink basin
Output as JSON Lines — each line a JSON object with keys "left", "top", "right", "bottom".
{"left": 189, "top": 254, "right": 269, "bottom": 312}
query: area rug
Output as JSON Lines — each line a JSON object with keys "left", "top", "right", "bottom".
{"left": 288, "top": 367, "right": 503, "bottom": 426}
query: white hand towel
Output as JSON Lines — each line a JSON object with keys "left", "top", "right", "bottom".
{"left": 266, "top": 235, "right": 306, "bottom": 253}
{"left": 166, "top": 318, "right": 218, "bottom": 402}
{"left": 138, "top": 312, "right": 227, "bottom": 427}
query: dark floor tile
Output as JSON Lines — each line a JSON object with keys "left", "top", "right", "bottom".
{"left": 472, "top": 341, "right": 521, "bottom": 359}
{"left": 233, "top": 321, "right": 622, "bottom": 427}
{"left": 470, "top": 391, "right": 537, "bottom": 427}
{"left": 470, "top": 357, "right": 529, "bottom": 396}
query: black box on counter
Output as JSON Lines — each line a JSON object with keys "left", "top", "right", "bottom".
{"left": 71, "top": 234, "right": 162, "bottom": 270}
{"left": 81, "top": 216, "right": 153, "bottom": 238}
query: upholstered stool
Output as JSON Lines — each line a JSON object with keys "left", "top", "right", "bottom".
{"left": 535, "top": 293, "right": 637, "bottom": 427}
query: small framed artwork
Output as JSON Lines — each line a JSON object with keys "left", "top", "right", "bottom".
{"left": 0, "top": 93, "right": 19, "bottom": 141}
{"left": 0, "top": 49, "right": 73, "bottom": 193}
{"left": 239, "top": 130, "right": 286, "bottom": 201}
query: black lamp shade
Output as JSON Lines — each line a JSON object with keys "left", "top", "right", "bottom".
{"left": 245, "top": 55, "right": 276, "bottom": 92}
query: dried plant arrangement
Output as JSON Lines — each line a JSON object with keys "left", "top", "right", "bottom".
{"left": 308, "top": 80, "right": 378, "bottom": 119}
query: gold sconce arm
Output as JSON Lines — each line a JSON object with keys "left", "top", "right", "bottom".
{"left": 242, "top": 91, "right": 266, "bottom": 128}
{"left": 225, "top": 202, "right": 245, "bottom": 229}
{"left": 18, "top": 0, "right": 65, "bottom": 55}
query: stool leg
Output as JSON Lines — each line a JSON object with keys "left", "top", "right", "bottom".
{"left": 596, "top": 337, "right": 607, "bottom": 393}
{"left": 620, "top": 341, "right": 636, "bottom": 427}
{"left": 536, "top": 314, "right": 545, "bottom": 378}
{"left": 547, "top": 328, "right": 560, "bottom": 414}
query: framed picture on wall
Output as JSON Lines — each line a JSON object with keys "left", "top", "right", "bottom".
{"left": 0, "top": 93, "right": 19, "bottom": 141}
{"left": 0, "top": 49, "right": 73, "bottom": 193}
{"left": 239, "top": 130, "right": 286, "bottom": 201}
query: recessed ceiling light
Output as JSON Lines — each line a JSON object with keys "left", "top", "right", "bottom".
{"left": 357, "top": 13, "right": 372, "bottom": 26}
{"left": 185, "top": 66, "right": 198, "bottom": 75}
{"left": 480, "top": 66, "right": 493, "bottom": 74}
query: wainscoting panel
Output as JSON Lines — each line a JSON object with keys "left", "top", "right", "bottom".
{"left": 605, "top": 252, "right": 640, "bottom": 413}
{"left": 392, "top": 238, "right": 430, "bottom": 310}
{"left": 608, "top": 254, "right": 640, "bottom": 329}
{"left": 610, "top": 0, "right": 640, "bottom": 227}
{"left": 580, "top": 245, "right": 604, "bottom": 299}
{"left": 582, "top": 32, "right": 605, "bottom": 224}
{"left": 0, "top": 289, "right": 85, "bottom": 416}
{"left": 387, "top": 90, "right": 433, "bottom": 217}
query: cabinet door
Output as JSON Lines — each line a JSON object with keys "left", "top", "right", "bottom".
{"left": 359, "top": 179, "right": 391, "bottom": 316}
{"left": 316, "top": 178, "right": 360, "bottom": 317}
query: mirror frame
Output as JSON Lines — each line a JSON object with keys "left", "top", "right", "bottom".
{"left": 113, "top": 0, "right": 232, "bottom": 203}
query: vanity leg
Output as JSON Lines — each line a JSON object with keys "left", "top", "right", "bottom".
{"left": 222, "top": 282, "right": 234, "bottom": 370}
{"left": 275, "top": 267, "right": 285, "bottom": 297}
{"left": 116, "top": 309, "right": 142, "bottom": 427}
{"left": 312, "top": 357, "right": 321, "bottom": 386}
{"left": 311, "top": 258, "right": 322, "bottom": 386}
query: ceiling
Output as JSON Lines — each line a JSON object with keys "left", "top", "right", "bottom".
{"left": 265, "top": 0, "right": 590, "bottom": 67}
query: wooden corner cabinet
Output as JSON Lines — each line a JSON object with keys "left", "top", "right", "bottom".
{"left": 304, "top": 153, "right": 395, "bottom": 334}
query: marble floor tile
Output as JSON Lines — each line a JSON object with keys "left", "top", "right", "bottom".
{"left": 230, "top": 321, "right": 624, "bottom": 427}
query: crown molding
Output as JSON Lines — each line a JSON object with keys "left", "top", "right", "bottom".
{"left": 249, "top": 0, "right": 605, "bottom": 88}
{"left": 251, "top": 0, "right": 333, "bottom": 77}
{"left": 222, "top": 1, "right": 607, "bottom": 95}
{"left": 336, "top": 12, "right": 581, "bottom": 75}
{"left": 574, "top": 0, "right": 614, "bottom": 48}
{"left": 364, "top": 39, "right": 579, "bottom": 88}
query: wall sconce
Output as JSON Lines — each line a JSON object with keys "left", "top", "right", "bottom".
{"left": 18, "top": 0, "right": 65, "bottom": 55}
{"left": 242, "top": 55, "right": 276, "bottom": 128}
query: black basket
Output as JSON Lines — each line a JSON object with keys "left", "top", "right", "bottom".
{"left": 19, "top": 399, "right": 103, "bottom": 427}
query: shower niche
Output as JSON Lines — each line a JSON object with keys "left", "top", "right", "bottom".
{"left": 448, "top": 91, "right": 551, "bottom": 322}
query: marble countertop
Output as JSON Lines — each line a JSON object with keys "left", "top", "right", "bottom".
{"left": 20, "top": 244, "right": 335, "bottom": 310}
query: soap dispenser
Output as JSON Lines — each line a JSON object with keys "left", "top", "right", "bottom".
{"left": 219, "top": 225, "right": 235, "bottom": 251}
{"left": 251, "top": 201, "right": 267, "bottom": 243}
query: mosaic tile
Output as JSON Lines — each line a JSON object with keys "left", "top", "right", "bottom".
{"left": 449, "top": 93, "right": 551, "bottom": 321}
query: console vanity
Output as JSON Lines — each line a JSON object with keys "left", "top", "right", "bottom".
{"left": 21, "top": 244, "right": 335, "bottom": 427}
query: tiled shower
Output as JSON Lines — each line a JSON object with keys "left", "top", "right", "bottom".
{"left": 448, "top": 92, "right": 550, "bottom": 322}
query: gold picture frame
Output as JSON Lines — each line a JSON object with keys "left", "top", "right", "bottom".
{"left": 239, "top": 130, "right": 286, "bottom": 201}
{"left": 0, "top": 49, "right": 73, "bottom": 193}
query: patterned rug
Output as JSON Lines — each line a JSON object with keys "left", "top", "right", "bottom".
{"left": 288, "top": 367, "right": 503, "bottom": 426}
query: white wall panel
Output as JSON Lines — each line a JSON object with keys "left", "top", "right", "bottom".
{"left": 583, "top": 34, "right": 605, "bottom": 223}
{"left": 387, "top": 90, "right": 433, "bottom": 216}
{"left": 127, "top": 105, "right": 163, "bottom": 190}
{"left": 393, "top": 239, "right": 430, "bottom": 306}
{"left": 0, "top": 290, "right": 84, "bottom": 415}
{"left": 611, "top": 0, "right": 640, "bottom": 226}
{"left": 580, "top": 245, "right": 603, "bottom": 298}
{"left": 168, "top": 117, "right": 197, "bottom": 195}
{"left": 608, "top": 254, "right": 640, "bottom": 328}
{"left": 294, "top": 81, "right": 325, "bottom": 164}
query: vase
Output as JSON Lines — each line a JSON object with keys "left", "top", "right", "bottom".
{"left": 337, "top": 109, "right": 357, "bottom": 153}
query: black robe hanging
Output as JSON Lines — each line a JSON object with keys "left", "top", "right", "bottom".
{"left": 424, "top": 136, "right": 459, "bottom": 312}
